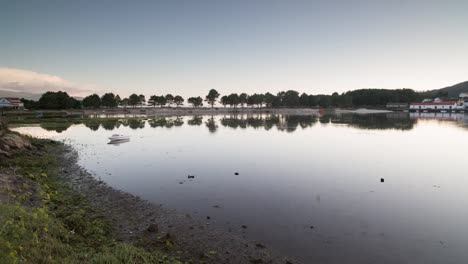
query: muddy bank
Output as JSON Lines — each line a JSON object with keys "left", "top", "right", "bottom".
{"left": 54, "top": 144, "right": 299, "bottom": 264}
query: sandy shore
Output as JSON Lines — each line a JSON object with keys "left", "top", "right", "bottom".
{"left": 55, "top": 144, "right": 300, "bottom": 264}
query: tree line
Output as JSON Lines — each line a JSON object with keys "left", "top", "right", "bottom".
{"left": 21, "top": 88, "right": 425, "bottom": 110}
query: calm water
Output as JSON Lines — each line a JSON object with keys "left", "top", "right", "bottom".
{"left": 11, "top": 113, "right": 468, "bottom": 263}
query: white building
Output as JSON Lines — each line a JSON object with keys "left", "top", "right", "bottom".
{"left": 0, "top": 97, "right": 24, "bottom": 109}
{"left": 409, "top": 101, "right": 460, "bottom": 111}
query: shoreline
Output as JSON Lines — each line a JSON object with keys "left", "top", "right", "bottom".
{"left": 56, "top": 144, "right": 297, "bottom": 263}
{"left": 2, "top": 107, "right": 398, "bottom": 118}
{"left": 0, "top": 120, "right": 299, "bottom": 263}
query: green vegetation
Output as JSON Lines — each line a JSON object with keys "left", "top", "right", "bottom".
{"left": 83, "top": 94, "right": 102, "bottom": 108}
{"left": 205, "top": 89, "right": 220, "bottom": 109}
{"left": 21, "top": 91, "right": 81, "bottom": 110}
{"left": 14, "top": 85, "right": 440, "bottom": 111}
{"left": 0, "top": 139, "right": 181, "bottom": 263}
{"left": 187, "top": 97, "right": 203, "bottom": 107}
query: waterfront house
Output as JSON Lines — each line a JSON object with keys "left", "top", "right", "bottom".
{"left": 409, "top": 100, "right": 460, "bottom": 112}
{"left": 0, "top": 97, "right": 24, "bottom": 110}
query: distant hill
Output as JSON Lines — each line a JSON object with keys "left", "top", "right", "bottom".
{"left": 425, "top": 81, "right": 468, "bottom": 98}
{"left": 0, "top": 90, "right": 83, "bottom": 100}
{"left": 0, "top": 90, "right": 42, "bottom": 100}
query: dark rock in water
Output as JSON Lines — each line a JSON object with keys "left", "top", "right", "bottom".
{"left": 310, "top": 226, "right": 315, "bottom": 229}
{"left": 179, "top": 181, "right": 183, "bottom": 184}
{"left": 234, "top": 172, "right": 239, "bottom": 175}
{"left": 241, "top": 225, "right": 248, "bottom": 229}
{"left": 146, "top": 224, "right": 159, "bottom": 233}
{"left": 212, "top": 205, "right": 221, "bottom": 208}
{"left": 206, "top": 216, "right": 211, "bottom": 220}
{"left": 380, "top": 178, "right": 384, "bottom": 183}
{"left": 188, "top": 175, "right": 195, "bottom": 179}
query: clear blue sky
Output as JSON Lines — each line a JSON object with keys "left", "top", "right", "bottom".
{"left": 1, "top": 0, "right": 467, "bottom": 97}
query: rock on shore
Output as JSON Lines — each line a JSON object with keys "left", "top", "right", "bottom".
{"left": 0, "top": 121, "right": 33, "bottom": 158}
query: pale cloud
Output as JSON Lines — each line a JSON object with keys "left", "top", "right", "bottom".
{"left": 0, "top": 67, "right": 97, "bottom": 96}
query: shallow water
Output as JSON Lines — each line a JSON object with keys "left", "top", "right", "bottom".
{"left": 11, "top": 113, "right": 468, "bottom": 263}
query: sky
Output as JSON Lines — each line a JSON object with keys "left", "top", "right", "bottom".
{"left": 1, "top": 0, "right": 468, "bottom": 98}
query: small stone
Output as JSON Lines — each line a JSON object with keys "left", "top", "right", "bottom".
{"left": 206, "top": 216, "right": 211, "bottom": 220}
{"left": 310, "top": 226, "right": 315, "bottom": 229}
{"left": 234, "top": 172, "right": 239, "bottom": 175}
{"left": 380, "top": 178, "right": 384, "bottom": 183}
{"left": 241, "top": 225, "right": 248, "bottom": 229}
{"left": 147, "top": 224, "right": 159, "bottom": 233}
{"left": 188, "top": 175, "right": 195, "bottom": 179}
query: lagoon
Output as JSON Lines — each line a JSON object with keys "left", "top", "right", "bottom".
{"left": 11, "top": 113, "right": 468, "bottom": 263}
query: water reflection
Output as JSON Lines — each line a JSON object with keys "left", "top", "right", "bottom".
{"left": 39, "top": 123, "right": 73, "bottom": 133}
{"left": 148, "top": 117, "right": 184, "bottom": 128}
{"left": 9, "top": 112, "right": 468, "bottom": 264}
{"left": 12, "top": 113, "right": 468, "bottom": 133}
{"left": 330, "top": 112, "right": 415, "bottom": 130}
{"left": 205, "top": 116, "right": 218, "bottom": 133}
{"left": 108, "top": 138, "right": 130, "bottom": 146}
{"left": 187, "top": 116, "right": 203, "bottom": 126}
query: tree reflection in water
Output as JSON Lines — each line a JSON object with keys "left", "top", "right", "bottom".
{"left": 34, "top": 113, "right": 423, "bottom": 133}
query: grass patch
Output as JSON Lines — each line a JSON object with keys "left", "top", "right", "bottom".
{"left": 0, "top": 139, "right": 182, "bottom": 264}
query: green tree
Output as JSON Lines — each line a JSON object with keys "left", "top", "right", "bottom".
{"left": 264, "top": 92, "right": 276, "bottom": 107}
{"left": 318, "top": 95, "right": 331, "bottom": 108}
{"left": 139, "top": 94, "right": 146, "bottom": 106}
{"left": 220, "top": 95, "right": 229, "bottom": 108}
{"left": 121, "top": 98, "right": 129, "bottom": 108}
{"left": 239, "top": 93, "right": 248, "bottom": 108}
{"left": 149, "top": 95, "right": 158, "bottom": 107}
{"left": 165, "top": 94, "right": 174, "bottom": 107}
{"left": 308, "top": 95, "right": 318, "bottom": 107}
{"left": 282, "top": 90, "right": 300, "bottom": 107}
{"left": 128, "top": 94, "right": 140, "bottom": 107}
{"left": 21, "top": 98, "right": 39, "bottom": 110}
{"left": 227, "top": 93, "right": 240, "bottom": 108}
{"left": 101, "top": 93, "right": 118, "bottom": 108}
{"left": 248, "top": 93, "right": 264, "bottom": 108}
{"left": 82, "top": 94, "right": 102, "bottom": 108}
{"left": 187, "top": 96, "right": 203, "bottom": 107}
{"left": 299, "top": 93, "right": 309, "bottom": 107}
{"left": 155, "top": 96, "right": 167, "bottom": 107}
{"left": 38, "top": 91, "right": 77, "bottom": 109}
{"left": 174, "top": 95, "right": 184, "bottom": 107}
{"left": 205, "top": 89, "right": 220, "bottom": 109}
